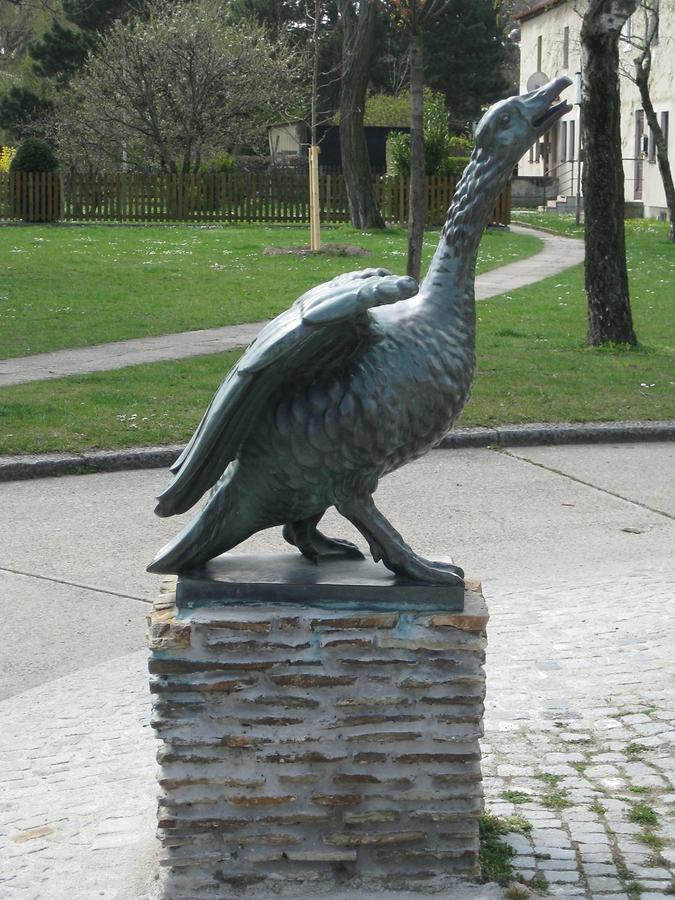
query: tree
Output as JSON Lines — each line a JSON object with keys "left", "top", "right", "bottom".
{"left": 423, "top": 0, "right": 509, "bottom": 129}
{"left": 0, "top": 0, "right": 58, "bottom": 139}
{"left": 369, "top": 1, "right": 510, "bottom": 127}
{"left": 580, "top": 0, "right": 638, "bottom": 346}
{"left": 224, "top": 0, "right": 343, "bottom": 149}
{"left": 621, "top": 0, "right": 675, "bottom": 241}
{"left": 47, "top": 0, "right": 307, "bottom": 173}
{"left": 29, "top": 0, "right": 135, "bottom": 85}
{"left": 381, "top": 0, "right": 451, "bottom": 280}
{"left": 0, "top": 86, "right": 53, "bottom": 140}
{"left": 0, "top": 0, "right": 139, "bottom": 139}
{"left": 336, "top": 0, "right": 385, "bottom": 228}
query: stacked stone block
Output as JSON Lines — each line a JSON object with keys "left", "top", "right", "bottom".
{"left": 149, "top": 575, "right": 488, "bottom": 897}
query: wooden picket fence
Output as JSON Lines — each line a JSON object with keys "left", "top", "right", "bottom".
{"left": 0, "top": 171, "right": 511, "bottom": 226}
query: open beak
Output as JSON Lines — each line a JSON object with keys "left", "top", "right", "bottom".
{"left": 524, "top": 76, "right": 573, "bottom": 137}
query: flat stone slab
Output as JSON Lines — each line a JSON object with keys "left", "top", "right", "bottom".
{"left": 176, "top": 553, "right": 471, "bottom": 613}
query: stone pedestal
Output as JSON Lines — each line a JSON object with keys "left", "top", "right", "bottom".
{"left": 149, "top": 554, "right": 488, "bottom": 898}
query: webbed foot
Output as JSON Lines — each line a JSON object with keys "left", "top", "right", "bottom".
{"left": 337, "top": 495, "right": 464, "bottom": 587}
{"left": 283, "top": 514, "right": 365, "bottom": 564}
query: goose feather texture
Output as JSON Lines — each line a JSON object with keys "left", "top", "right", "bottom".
{"left": 149, "top": 75, "right": 574, "bottom": 575}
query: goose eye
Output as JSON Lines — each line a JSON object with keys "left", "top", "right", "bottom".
{"left": 499, "top": 112, "right": 511, "bottom": 126}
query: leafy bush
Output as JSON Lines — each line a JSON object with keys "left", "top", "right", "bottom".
{"left": 9, "top": 138, "right": 60, "bottom": 222}
{"left": 200, "top": 150, "right": 235, "bottom": 175}
{"left": 449, "top": 135, "right": 473, "bottom": 157}
{"left": 10, "top": 137, "right": 59, "bottom": 173}
{"left": 441, "top": 156, "right": 470, "bottom": 176}
{"left": 386, "top": 92, "right": 473, "bottom": 178}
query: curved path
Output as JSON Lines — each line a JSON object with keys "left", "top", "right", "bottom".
{"left": 0, "top": 226, "right": 584, "bottom": 388}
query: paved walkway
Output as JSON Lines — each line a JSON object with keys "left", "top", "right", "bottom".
{"left": 1, "top": 568, "right": 673, "bottom": 899}
{"left": 1, "top": 443, "right": 673, "bottom": 898}
{"left": 0, "top": 226, "right": 584, "bottom": 387}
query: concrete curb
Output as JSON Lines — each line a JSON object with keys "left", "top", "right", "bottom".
{"left": 437, "top": 419, "right": 675, "bottom": 448}
{"left": 1, "top": 420, "right": 673, "bottom": 482}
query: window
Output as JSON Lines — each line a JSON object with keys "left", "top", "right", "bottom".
{"left": 649, "top": 127, "right": 656, "bottom": 162}
{"left": 569, "top": 121, "right": 576, "bottom": 162}
{"left": 662, "top": 111, "right": 669, "bottom": 147}
{"left": 563, "top": 26, "right": 569, "bottom": 68}
{"left": 561, "top": 121, "right": 568, "bottom": 162}
{"left": 537, "top": 35, "right": 543, "bottom": 72}
{"left": 529, "top": 143, "right": 535, "bottom": 163}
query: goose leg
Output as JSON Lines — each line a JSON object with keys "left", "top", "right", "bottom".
{"left": 337, "top": 495, "right": 464, "bottom": 586}
{"left": 283, "top": 513, "right": 365, "bottom": 564}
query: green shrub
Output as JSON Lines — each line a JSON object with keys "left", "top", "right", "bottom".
{"left": 10, "top": 138, "right": 59, "bottom": 173}
{"left": 199, "top": 150, "right": 235, "bottom": 175}
{"left": 449, "top": 135, "right": 473, "bottom": 157}
{"left": 9, "top": 138, "right": 60, "bottom": 222}
{"left": 386, "top": 92, "right": 473, "bottom": 178}
{"left": 439, "top": 156, "right": 470, "bottom": 177}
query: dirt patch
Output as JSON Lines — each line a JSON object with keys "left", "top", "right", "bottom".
{"left": 263, "top": 243, "right": 369, "bottom": 257}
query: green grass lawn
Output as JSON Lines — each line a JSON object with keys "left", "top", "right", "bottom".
{"left": 512, "top": 210, "right": 585, "bottom": 238}
{"left": 1, "top": 219, "right": 672, "bottom": 454}
{"left": 0, "top": 222, "right": 540, "bottom": 360}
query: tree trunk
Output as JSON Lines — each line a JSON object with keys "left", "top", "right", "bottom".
{"left": 407, "top": 30, "right": 425, "bottom": 280}
{"left": 338, "top": 0, "right": 384, "bottom": 229}
{"left": 581, "top": 0, "right": 638, "bottom": 346}
{"left": 635, "top": 67, "right": 675, "bottom": 242}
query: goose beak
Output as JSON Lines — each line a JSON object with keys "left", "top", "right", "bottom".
{"left": 524, "top": 76, "right": 573, "bottom": 138}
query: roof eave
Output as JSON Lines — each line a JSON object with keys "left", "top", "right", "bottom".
{"left": 514, "top": 0, "right": 569, "bottom": 23}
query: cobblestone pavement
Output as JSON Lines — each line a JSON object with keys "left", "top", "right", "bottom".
{"left": 0, "top": 226, "right": 583, "bottom": 387}
{"left": 1, "top": 567, "right": 673, "bottom": 899}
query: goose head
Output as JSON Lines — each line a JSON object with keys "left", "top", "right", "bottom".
{"left": 474, "top": 76, "right": 573, "bottom": 170}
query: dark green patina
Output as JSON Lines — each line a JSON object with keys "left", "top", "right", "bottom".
{"left": 174, "top": 553, "right": 465, "bottom": 613}
{"left": 149, "top": 79, "right": 572, "bottom": 591}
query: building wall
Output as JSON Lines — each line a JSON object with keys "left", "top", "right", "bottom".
{"left": 518, "top": 0, "right": 674, "bottom": 219}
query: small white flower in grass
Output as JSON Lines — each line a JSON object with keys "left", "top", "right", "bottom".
{"left": 640, "top": 383, "right": 656, "bottom": 388}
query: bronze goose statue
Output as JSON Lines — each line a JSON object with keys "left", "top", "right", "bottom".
{"left": 149, "top": 77, "right": 572, "bottom": 583}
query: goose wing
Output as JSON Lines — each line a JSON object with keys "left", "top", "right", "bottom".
{"left": 155, "top": 268, "right": 418, "bottom": 517}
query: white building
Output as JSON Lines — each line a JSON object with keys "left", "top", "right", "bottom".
{"left": 515, "top": 0, "right": 674, "bottom": 219}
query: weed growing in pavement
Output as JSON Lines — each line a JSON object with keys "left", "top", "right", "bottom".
{"left": 625, "top": 881, "right": 644, "bottom": 897}
{"left": 502, "top": 814, "right": 533, "bottom": 835}
{"left": 540, "top": 788, "right": 573, "bottom": 810}
{"left": 628, "top": 803, "right": 658, "bottom": 826}
{"left": 535, "top": 773, "right": 563, "bottom": 787}
{"left": 628, "top": 785, "right": 650, "bottom": 795}
{"left": 624, "top": 742, "right": 650, "bottom": 759}
{"left": 501, "top": 790, "right": 532, "bottom": 805}
{"left": 589, "top": 800, "right": 607, "bottom": 815}
{"left": 530, "top": 876, "right": 550, "bottom": 892}
{"left": 637, "top": 829, "right": 664, "bottom": 851}
{"left": 479, "top": 814, "right": 517, "bottom": 885}
{"left": 505, "top": 886, "right": 529, "bottom": 900}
